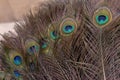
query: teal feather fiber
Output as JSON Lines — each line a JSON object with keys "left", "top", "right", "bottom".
{"left": 0, "top": 0, "right": 120, "bottom": 80}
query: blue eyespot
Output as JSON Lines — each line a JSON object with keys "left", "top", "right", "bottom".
{"left": 14, "top": 70, "right": 21, "bottom": 78}
{"left": 28, "top": 45, "right": 39, "bottom": 54}
{"left": 14, "top": 56, "right": 22, "bottom": 66}
{"left": 41, "top": 42, "right": 47, "bottom": 49}
{"left": 96, "top": 15, "right": 109, "bottom": 25}
{"left": 63, "top": 25, "right": 75, "bottom": 34}
{"left": 50, "top": 31, "right": 59, "bottom": 40}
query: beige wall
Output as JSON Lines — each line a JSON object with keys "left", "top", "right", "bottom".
{"left": 0, "top": 0, "right": 48, "bottom": 39}
{"left": 0, "top": 0, "right": 45, "bottom": 23}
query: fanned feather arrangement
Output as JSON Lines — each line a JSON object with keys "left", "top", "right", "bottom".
{"left": 0, "top": 0, "right": 120, "bottom": 80}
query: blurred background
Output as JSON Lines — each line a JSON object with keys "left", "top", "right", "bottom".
{"left": 0, "top": 0, "right": 45, "bottom": 38}
{"left": 0, "top": 0, "right": 46, "bottom": 22}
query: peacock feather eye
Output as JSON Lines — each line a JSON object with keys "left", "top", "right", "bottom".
{"left": 48, "top": 24, "right": 59, "bottom": 40}
{"left": 14, "top": 56, "right": 22, "bottom": 66}
{"left": 41, "top": 41, "right": 48, "bottom": 49}
{"left": 40, "top": 39, "right": 50, "bottom": 54}
{"left": 60, "top": 18, "right": 77, "bottom": 36}
{"left": 14, "top": 70, "right": 21, "bottom": 78}
{"left": 9, "top": 51, "right": 23, "bottom": 66}
{"left": 50, "top": 31, "right": 59, "bottom": 40}
{"left": 25, "top": 39, "right": 40, "bottom": 55}
{"left": 63, "top": 25, "right": 75, "bottom": 34}
{"left": 93, "top": 7, "right": 112, "bottom": 28}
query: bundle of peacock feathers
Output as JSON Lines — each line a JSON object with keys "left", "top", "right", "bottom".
{"left": 0, "top": 0, "right": 120, "bottom": 80}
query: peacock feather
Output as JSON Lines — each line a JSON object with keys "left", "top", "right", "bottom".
{"left": 0, "top": 0, "right": 120, "bottom": 80}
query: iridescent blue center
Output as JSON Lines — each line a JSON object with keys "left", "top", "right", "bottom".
{"left": 98, "top": 15, "right": 106, "bottom": 21}
{"left": 41, "top": 42, "right": 47, "bottom": 49}
{"left": 96, "top": 15, "right": 109, "bottom": 25}
{"left": 14, "top": 70, "right": 21, "bottom": 77}
{"left": 52, "top": 31, "right": 57, "bottom": 37}
{"left": 14, "top": 56, "right": 22, "bottom": 66}
{"left": 50, "top": 31, "right": 59, "bottom": 40}
{"left": 30, "top": 46, "right": 35, "bottom": 52}
{"left": 63, "top": 25, "right": 75, "bottom": 34}
{"left": 28, "top": 45, "right": 39, "bottom": 54}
